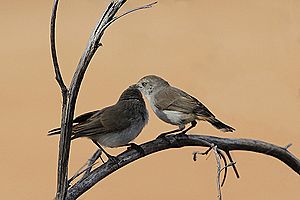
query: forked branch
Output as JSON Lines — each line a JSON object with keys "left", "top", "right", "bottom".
{"left": 50, "top": 0, "right": 157, "bottom": 199}
{"left": 50, "top": 1, "right": 299, "bottom": 200}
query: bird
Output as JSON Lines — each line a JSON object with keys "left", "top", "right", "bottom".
{"left": 48, "top": 85, "right": 149, "bottom": 162}
{"left": 136, "top": 75, "right": 235, "bottom": 138}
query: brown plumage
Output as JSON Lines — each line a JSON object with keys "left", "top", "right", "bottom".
{"left": 48, "top": 85, "right": 148, "bottom": 161}
{"left": 137, "top": 75, "right": 235, "bottom": 137}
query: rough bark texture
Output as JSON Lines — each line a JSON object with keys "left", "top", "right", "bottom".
{"left": 66, "top": 134, "right": 300, "bottom": 199}
{"left": 50, "top": 0, "right": 157, "bottom": 199}
{"left": 50, "top": 1, "right": 299, "bottom": 200}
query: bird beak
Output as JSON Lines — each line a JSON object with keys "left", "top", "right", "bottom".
{"left": 129, "top": 84, "right": 139, "bottom": 89}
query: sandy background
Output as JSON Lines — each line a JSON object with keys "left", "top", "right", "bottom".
{"left": 1, "top": 0, "right": 299, "bottom": 199}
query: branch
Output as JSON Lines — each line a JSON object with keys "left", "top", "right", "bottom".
{"left": 50, "top": 0, "right": 70, "bottom": 199}
{"left": 212, "top": 146, "right": 222, "bottom": 200}
{"left": 50, "top": 1, "right": 158, "bottom": 199}
{"left": 66, "top": 134, "right": 300, "bottom": 199}
{"left": 68, "top": 149, "right": 102, "bottom": 186}
{"left": 50, "top": 0, "right": 68, "bottom": 93}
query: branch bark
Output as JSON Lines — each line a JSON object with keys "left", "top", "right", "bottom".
{"left": 50, "top": 1, "right": 299, "bottom": 199}
{"left": 50, "top": 1, "right": 157, "bottom": 199}
{"left": 66, "top": 134, "right": 300, "bottom": 199}
{"left": 50, "top": 1, "right": 70, "bottom": 199}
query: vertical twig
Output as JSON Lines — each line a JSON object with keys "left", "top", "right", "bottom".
{"left": 50, "top": 0, "right": 157, "bottom": 199}
{"left": 50, "top": 0, "right": 71, "bottom": 199}
{"left": 212, "top": 146, "right": 223, "bottom": 200}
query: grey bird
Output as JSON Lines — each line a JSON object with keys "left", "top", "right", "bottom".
{"left": 136, "top": 75, "right": 235, "bottom": 138}
{"left": 48, "top": 85, "right": 148, "bottom": 162}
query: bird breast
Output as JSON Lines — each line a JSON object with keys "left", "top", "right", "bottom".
{"left": 94, "top": 101, "right": 148, "bottom": 148}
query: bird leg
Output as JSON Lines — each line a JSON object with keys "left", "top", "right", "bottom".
{"left": 122, "top": 143, "right": 145, "bottom": 156}
{"left": 92, "top": 140, "right": 119, "bottom": 164}
{"left": 177, "top": 121, "right": 197, "bottom": 136}
{"left": 156, "top": 125, "right": 185, "bottom": 139}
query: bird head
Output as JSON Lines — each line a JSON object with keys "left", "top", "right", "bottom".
{"left": 136, "top": 75, "right": 169, "bottom": 99}
{"left": 118, "top": 84, "right": 144, "bottom": 101}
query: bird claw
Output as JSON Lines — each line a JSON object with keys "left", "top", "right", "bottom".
{"left": 127, "top": 143, "right": 145, "bottom": 156}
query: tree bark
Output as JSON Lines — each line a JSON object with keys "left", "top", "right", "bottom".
{"left": 50, "top": 0, "right": 157, "bottom": 199}
{"left": 50, "top": 1, "right": 299, "bottom": 199}
{"left": 66, "top": 134, "right": 300, "bottom": 199}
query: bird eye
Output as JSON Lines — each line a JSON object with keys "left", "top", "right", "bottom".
{"left": 142, "top": 82, "right": 147, "bottom": 87}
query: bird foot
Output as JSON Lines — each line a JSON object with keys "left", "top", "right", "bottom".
{"left": 127, "top": 143, "right": 145, "bottom": 156}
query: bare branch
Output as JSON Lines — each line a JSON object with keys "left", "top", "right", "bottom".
{"left": 50, "top": 1, "right": 158, "bottom": 199}
{"left": 68, "top": 159, "right": 100, "bottom": 186}
{"left": 66, "top": 134, "right": 300, "bottom": 199}
{"left": 50, "top": 0, "right": 70, "bottom": 199}
{"left": 224, "top": 151, "right": 240, "bottom": 178}
{"left": 193, "top": 145, "right": 232, "bottom": 188}
{"left": 212, "top": 146, "right": 222, "bottom": 200}
{"left": 109, "top": 2, "right": 158, "bottom": 25}
{"left": 80, "top": 149, "right": 103, "bottom": 181}
{"left": 68, "top": 150, "right": 102, "bottom": 186}
{"left": 50, "top": 0, "right": 67, "bottom": 93}
{"left": 216, "top": 149, "right": 229, "bottom": 187}
{"left": 284, "top": 143, "right": 293, "bottom": 150}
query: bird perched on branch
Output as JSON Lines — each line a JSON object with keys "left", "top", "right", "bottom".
{"left": 48, "top": 85, "right": 148, "bottom": 163}
{"left": 136, "top": 75, "right": 235, "bottom": 138}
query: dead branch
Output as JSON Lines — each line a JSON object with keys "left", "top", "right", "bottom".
{"left": 50, "top": 1, "right": 70, "bottom": 199}
{"left": 66, "top": 134, "right": 300, "bottom": 199}
{"left": 212, "top": 146, "right": 222, "bottom": 200}
{"left": 67, "top": 150, "right": 101, "bottom": 186}
{"left": 50, "top": 1, "right": 299, "bottom": 200}
{"left": 50, "top": 0, "right": 157, "bottom": 199}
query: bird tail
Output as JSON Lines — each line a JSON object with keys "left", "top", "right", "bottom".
{"left": 207, "top": 118, "right": 235, "bottom": 132}
{"left": 48, "top": 127, "right": 77, "bottom": 140}
{"left": 47, "top": 127, "right": 61, "bottom": 136}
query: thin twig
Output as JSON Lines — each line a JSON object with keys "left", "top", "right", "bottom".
{"left": 220, "top": 162, "right": 236, "bottom": 173}
{"left": 193, "top": 146, "right": 230, "bottom": 187}
{"left": 95, "top": 1, "right": 158, "bottom": 46}
{"left": 216, "top": 150, "right": 228, "bottom": 187}
{"left": 113, "top": 1, "right": 158, "bottom": 22}
{"left": 68, "top": 150, "right": 102, "bottom": 186}
{"left": 225, "top": 151, "right": 240, "bottom": 178}
{"left": 50, "top": 0, "right": 67, "bottom": 93}
{"left": 80, "top": 149, "right": 103, "bottom": 181}
{"left": 212, "top": 146, "right": 222, "bottom": 200}
{"left": 284, "top": 143, "right": 293, "bottom": 150}
{"left": 68, "top": 161, "right": 99, "bottom": 186}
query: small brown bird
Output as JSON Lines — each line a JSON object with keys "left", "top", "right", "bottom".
{"left": 136, "top": 75, "right": 235, "bottom": 138}
{"left": 48, "top": 85, "right": 148, "bottom": 162}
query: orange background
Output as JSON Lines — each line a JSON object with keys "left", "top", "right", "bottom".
{"left": 1, "top": 0, "right": 299, "bottom": 199}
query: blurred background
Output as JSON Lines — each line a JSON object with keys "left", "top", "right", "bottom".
{"left": 1, "top": 0, "right": 299, "bottom": 199}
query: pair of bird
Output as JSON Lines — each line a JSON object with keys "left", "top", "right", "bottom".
{"left": 49, "top": 75, "right": 235, "bottom": 162}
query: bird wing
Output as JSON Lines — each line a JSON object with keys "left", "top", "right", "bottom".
{"left": 72, "top": 102, "right": 132, "bottom": 138}
{"left": 48, "top": 109, "right": 102, "bottom": 135}
{"left": 100, "top": 101, "right": 132, "bottom": 132}
{"left": 154, "top": 86, "right": 214, "bottom": 118}
{"left": 72, "top": 108, "right": 108, "bottom": 138}
{"left": 73, "top": 110, "right": 101, "bottom": 123}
